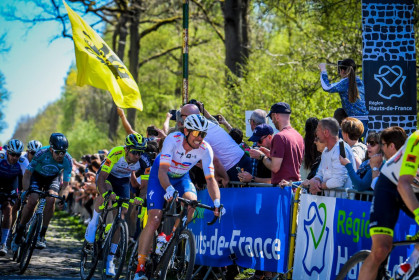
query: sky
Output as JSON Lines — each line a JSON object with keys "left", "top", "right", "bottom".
{"left": 0, "top": 1, "right": 87, "bottom": 144}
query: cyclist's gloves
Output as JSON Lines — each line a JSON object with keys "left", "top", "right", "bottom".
{"left": 164, "top": 185, "right": 176, "bottom": 200}
{"left": 213, "top": 199, "right": 226, "bottom": 216}
{"left": 20, "top": 191, "right": 27, "bottom": 203}
{"left": 414, "top": 208, "right": 419, "bottom": 225}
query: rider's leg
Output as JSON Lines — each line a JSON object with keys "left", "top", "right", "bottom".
{"left": 39, "top": 194, "right": 57, "bottom": 239}
{"left": 1, "top": 201, "right": 12, "bottom": 245}
{"left": 84, "top": 182, "right": 109, "bottom": 243}
{"left": 136, "top": 209, "right": 163, "bottom": 273}
{"left": 358, "top": 233, "right": 393, "bottom": 280}
{"left": 15, "top": 193, "right": 39, "bottom": 241}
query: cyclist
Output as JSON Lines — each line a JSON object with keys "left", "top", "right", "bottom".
{"left": 0, "top": 139, "right": 28, "bottom": 256}
{"left": 12, "top": 133, "right": 72, "bottom": 251}
{"left": 24, "top": 140, "right": 43, "bottom": 163}
{"left": 133, "top": 114, "right": 223, "bottom": 280}
{"left": 84, "top": 133, "right": 148, "bottom": 277}
{"left": 359, "top": 129, "right": 419, "bottom": 280}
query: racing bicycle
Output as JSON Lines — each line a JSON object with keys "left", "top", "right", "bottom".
{"left": 126, "top": 192, "right": 223, "bottom": 280}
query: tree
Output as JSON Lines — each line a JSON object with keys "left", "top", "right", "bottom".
{"left": 0, "top": 72, "right": 10, "bottom": 133}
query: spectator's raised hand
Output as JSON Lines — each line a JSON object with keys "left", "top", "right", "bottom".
{"left": 166, "top": 112, "right": 172, "bottom": 121}
{"left": 369, "top": 153, "right": 383, "bottom": 169}
{"left": 339, "top": 155, "right": 350, "bottom": 166}
{"left": 318, "top": 63, "right": 327, "bottom": 72}
{"left": 259, "top": 147, "right": 271, "bottom": 158}
{"left": 218, "top": 114, "right": 227, "bottom": 125}
{"left": 117, "top": 107, "right": 125, "bottom": 117}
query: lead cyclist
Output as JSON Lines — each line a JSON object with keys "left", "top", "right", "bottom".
{"left": 133, "top": 114, "right": 224, "bottom": 280}
{"left": 359, "top": 130, "right": 419, "bottom": 280}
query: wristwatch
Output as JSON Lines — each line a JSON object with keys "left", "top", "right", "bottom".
{"left": 260, "top": 154, "right": 265, "bottom": 161}
{"left": 372, "top": 167, "right": 379, "bottom": 172}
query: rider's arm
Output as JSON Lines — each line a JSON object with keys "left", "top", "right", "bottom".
{"left": 22, "top": 169, "right": 32, "bottom": 191}
{"left": 96, "top": 171, "right": 111, "bottom": 193}
{"left": 397, "top": 175, "right": 419, "bottom": 214}
{"left": 130, "top": 171, "right": 141, "bottom": 189}
{"left": 117, "top": 107, "right": 137, "bottom": 135}
{"left": 158, "top": 163, "right": 171, "bottom": 190}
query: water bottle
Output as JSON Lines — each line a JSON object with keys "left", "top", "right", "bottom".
{"left": 394, "top": 263, "right": 411, "bottom": 280}
{"left": 155, "top": 233, "right": 167, "bottom": 255}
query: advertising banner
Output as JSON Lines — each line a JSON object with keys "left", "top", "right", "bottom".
{"left": 188, "top": 187, "right": 292, "bottom": 272}
{"left": 293, "top": 194, "right": 418, "bottom": 280}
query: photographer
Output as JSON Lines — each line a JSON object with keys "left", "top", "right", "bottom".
{"left": 319, "top": 59, "right": 368, "bottom": 137}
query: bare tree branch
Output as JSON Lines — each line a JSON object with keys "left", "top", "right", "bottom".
{"left": 190, "top": 0, "right": 224, "bottom": 43}
{"left": 139, "top": 16, "right": 181, "bottom": 38}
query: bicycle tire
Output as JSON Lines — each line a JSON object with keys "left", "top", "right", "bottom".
{"left": 126, "top": 240, "right": 139, "bottom": 280}
{"left": 19, "top": 214, "right": 41, "bottom": 274}
{"left": 80, "top": 239, "right": 99, "bottom": 280}
{"left": 336, "top": 250, "right": 388, "bottom": 280}
{"left": 101, "top": 219, "right": 129, "bottom": 280}
{"left": 159, "top": 229, "right": 196, "bottom": 280}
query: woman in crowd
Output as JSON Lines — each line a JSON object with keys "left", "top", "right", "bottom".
{"left": 300, "top": 117, "right": 322, "bottom": 180}
{"left": 341, "top": 117, "right": 367, "bottom": 169}
{"left": 339, "top": 131, "right": 381, "bottom": 191}
{"left": 319, "top": 58, "right": 369, "bottom": 136}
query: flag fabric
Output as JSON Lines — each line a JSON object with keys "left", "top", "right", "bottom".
{"left": 63, "top": 1, "right": 143, "bottom": 110}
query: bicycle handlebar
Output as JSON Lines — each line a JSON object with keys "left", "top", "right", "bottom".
{"left": 176, "top": 196, "right": 223, "bottom": 226}
{"left": 99, "top": 190, "right": 144, "bottom": 210}
{"left": 26, "top": 188, "right": 65, "bottom": 202}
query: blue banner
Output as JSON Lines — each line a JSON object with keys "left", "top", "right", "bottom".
{"left": 188, "top": 187, "right": 292, "bottom": 272}
{"left": 293, "top": 194, "right": 419, "bottom": 280}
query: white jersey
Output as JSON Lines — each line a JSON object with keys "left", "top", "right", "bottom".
{"left": 204, "top": 122, "right": 244, "bottom": 170}
{"left": 160, "top": 132, "right": 215, "bottom": 178}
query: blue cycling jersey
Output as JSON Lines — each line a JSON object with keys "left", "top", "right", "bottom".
{"left": 27, "top": 146, "right": 73, "bottom": 182}
{"left": 0, "top": 153, "right": 28, "bottom": 181}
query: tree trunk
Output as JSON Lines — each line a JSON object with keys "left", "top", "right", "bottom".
{"left": 127, "top": 0, "right": 141, "bottom": 130}
{"left": 222, "top": 0, "right": 249, "bottom": 78}
{"left": 108, "top": 15, "right": 129, "bottom": 140}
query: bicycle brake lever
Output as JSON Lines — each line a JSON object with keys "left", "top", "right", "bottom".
{"left": 207, "top": 205, "right": 223, "bottom": 225}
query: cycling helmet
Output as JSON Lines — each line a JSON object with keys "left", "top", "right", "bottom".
{"left": 184, "top": 114, "right": 209, "bottom": 132}
{"left": 7, "top": 139, "right": 24, "bottom": 153}
{"left": 49, "top": 133, "right": 68, "bottom": 150}
{"left": 27, "top": 140, "right": 43, "bottom": 152}
{"left": 125, "top": 133, "right": 147, "bottom": 150}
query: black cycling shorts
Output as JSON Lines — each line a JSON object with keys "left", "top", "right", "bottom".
{"left": 0, "top": 176, "right": 19, "bottom": 194}
{"left": 29, "top": 171, "right": 61, "bottom": 193}
{"left": 0, "top": 189, "right": 18, "bottom": 206}
{"left": 369, "top": 175, "right": 419, "bottom": 236}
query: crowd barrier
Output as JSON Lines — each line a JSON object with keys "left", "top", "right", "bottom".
{"left": 188, "top": 182, "right": 419, "bottom": 280}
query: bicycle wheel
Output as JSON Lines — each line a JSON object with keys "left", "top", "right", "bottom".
{"left": 19, "top": 214, "right": 41, "bottom": 274}
{"left": 101, "top": 219, "right": 128, "bottom": 280}
{"left": 126, "top": 240, "right": 138, "bottom": 280}
{"left": 336, "top": 250, "right": 388, "bottom": 280}
{"left": 80, "top": 239, "right": 99, "bottom": 280}
{"left": 159, "top": 229, "right": 196, "bottom": 280}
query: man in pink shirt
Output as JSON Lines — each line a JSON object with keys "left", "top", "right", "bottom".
{"left": 261, "top": 102, "right": 304, "bottom": 184}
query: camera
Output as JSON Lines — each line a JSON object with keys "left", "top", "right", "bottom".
{"left": 212, "top": 115, "right": 221, "bottom": 122}
{"left": 169, "top": 109, "right": 177, "bottom": 121}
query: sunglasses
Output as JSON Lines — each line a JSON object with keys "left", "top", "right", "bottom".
{"left": 8, "top": 152, "right": 21, "bottom": 158}
{"left": 258, "top": 135, "right": 268, "bottom": 144}
{"left": 53, "top": 149, "right": 66, "bottom": 156}
{"left": 188, "top": 130, "right": 207, "bottom": 138}
{"left": 181, "top": 114, "right": 188, "bottom": 118}
{"left": 129, "top": 150, "right": 142, "bottom": 156}
{"left": 367, "top": 141, "right": 378, "bottom": 147}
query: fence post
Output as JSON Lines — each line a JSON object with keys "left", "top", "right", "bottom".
{"left": 287, "top": 187, "right": 301, "bottom": 279}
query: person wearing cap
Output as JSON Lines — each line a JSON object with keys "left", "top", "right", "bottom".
{"left": 238, "top": 124, "right": 273, "bottom": 184}
{"left": 261, "top": 102, "right": 304, "bottom": 184}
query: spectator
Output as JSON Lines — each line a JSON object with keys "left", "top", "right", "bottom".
{"left": 261, "top": 102, "right": 304, "bottom": 184}
{"left": 238, "top": 124, "right": 273, "bottom": 184}
{"left": 341, "top": 117, "right": 367, "bottom": 169}
{"left": 339, "top": 131, "right": 381, "bottom": 192}
{"left": 248, "top": 109, "right": 268, "bottom": 131}
{"left": 218, "top": 115, "right": 233, "bottom": 132}
{"left": 370, "top": 126, "right": 408, "bottom": 184}
{"left": 319, "top": 59, "right": 369, "bottom": 137}
{"left": 301, "top": 117, "right": 321, "bottom": 180}
{"left": 307, "top": 117, "right": 356, "bottom": 195}
{"left": 229, "top": 128, "right": 244, "bottom": 145}
{"left": 179, "top": 103, "right": 251, "bottom": 184}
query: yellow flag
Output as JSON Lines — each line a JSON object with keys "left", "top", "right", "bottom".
{"left": 63, "top": 1, "right": 143, "bottom": 111}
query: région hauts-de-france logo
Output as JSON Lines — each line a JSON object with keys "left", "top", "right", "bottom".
{"left": 374, "top": 65, "right": 406, "bottom": 100}
{"left": 302, "top": 202, "right": 330, "bottom": 275}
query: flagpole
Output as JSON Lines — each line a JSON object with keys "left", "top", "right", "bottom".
{"left": 182, "top": 0, "right": 189, "bottom": 104}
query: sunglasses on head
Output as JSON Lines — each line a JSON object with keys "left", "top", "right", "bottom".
{"left": 8, "top": 152, "right": 21, "bottom": 157}
{"left": 52, "top": 149, "right": 66, "bottom": 156}
{"left": 129, "top": 150, "right": 142, "bottom": 156}
{"left": 367, "top": 141, "right": 378, "bottom": 147}
{"left": 188, "top": 130, "right": 207, "bottom": 138}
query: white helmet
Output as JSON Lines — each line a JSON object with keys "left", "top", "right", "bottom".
{"left": 7, "top": 139, "right": 24, "bottom": 153}
{"left": 27, "top": 140, "right": 43, "bottom": 153}
{"left": 184, "top": 114, "right": 209, "bottom": 132}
